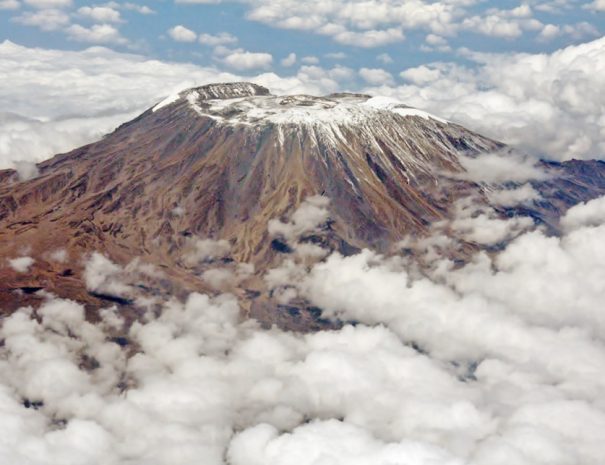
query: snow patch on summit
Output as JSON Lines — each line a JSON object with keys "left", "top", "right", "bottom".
{"left": 182, "top": 90, "right": 450, "bottom": 129}
{"left": 152, "top": 93, "right": 180, "bottom": 112}
{"left": 363, "top": 96, "right": 449, "bottom": 124}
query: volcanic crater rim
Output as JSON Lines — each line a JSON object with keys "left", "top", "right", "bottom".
{"left": 169, "top": 82, "right": 449, "bottom": 128}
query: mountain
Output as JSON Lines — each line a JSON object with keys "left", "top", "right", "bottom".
{"left": 1, "top": 82, "right": 605, "bottom": 329}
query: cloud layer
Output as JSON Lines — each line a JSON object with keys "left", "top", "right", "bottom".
{"left": 1, "top": 195, "right": 605, "bottom": 464}
{"left": 389, "top": 36, "right": 605, "bottom": 160}
{"left": 0, "top": 41, "right": 356, "bottom": 170}
{"left": 2, "top": 36, "right": 605, "bottom": 172}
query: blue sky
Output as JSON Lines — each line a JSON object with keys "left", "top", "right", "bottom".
{"left": 1, "top": 0, "right": 603, "bottom": 79}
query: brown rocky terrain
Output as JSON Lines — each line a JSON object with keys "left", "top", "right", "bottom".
{"left": 1, "top": 82, "right": 605, "bottom": 329}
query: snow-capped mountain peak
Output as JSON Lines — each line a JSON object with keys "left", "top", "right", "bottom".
{"left": 153, "top": 82, "right": 448, "bottom": 128}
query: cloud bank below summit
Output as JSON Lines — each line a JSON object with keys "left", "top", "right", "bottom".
{"left": 2, "top": 195, "right": 605, "bottom": 464}
{"left": 1, "top": 36, "right": 605, "bottom": 171}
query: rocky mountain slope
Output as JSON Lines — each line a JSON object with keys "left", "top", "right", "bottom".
{"left": 1, "top": 82, "right": 605, "bottom": 328}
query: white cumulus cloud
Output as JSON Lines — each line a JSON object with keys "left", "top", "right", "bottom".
{"left": 2, "top": 193, "right": 605, "bottom": 464}
{"left": 23, "top": 0, "right": 70, "bottom": 8}
{"left": 387, "top": 36, "right": 605, "bottom": 160}
{"left": 66, "top": 23, "right": 128, "bottom": 44}
{"left": 198, "top": 31, "right": 238, "bottom": 46}
{"left": 359, "top": 67, "right": 394, "bottom": 86}
{"left": 13, "top": 8, "right": 69, "bottom": 31}
{"left": 168, "top": 24, "right": 197, "bottom": 42}
{"left": 0, "top": 0, "right": 20, "bottom": 9}
{"left": 220, "top": 49, "right": 273, "bottom": 70}
{"left": 78, "top": 6, "right": 122, "bottom": 23}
